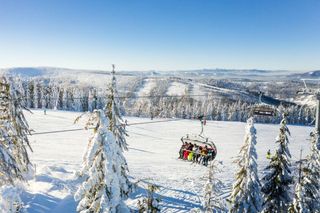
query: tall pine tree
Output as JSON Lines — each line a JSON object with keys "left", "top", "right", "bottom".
{"left": 229, "top": 117, "right": 262, "bottom": 213}
{"left": 0, "top": 76, "right": 33, "bottom": 212}
{"left": 0, "top": 78, "right": 20, "bottom": 185}
{"left": 302, "top": 131, "right": 320, "bottom": 211}
{"left": 105, "top": 64, "right": 128, "bottom": 151}
{"left": 9, "top": 77, "right": 33, "bottom": 179}
{"left": 290, "top": 131, "right": 320, "bottom": 212}
{"left": 75, "top": 110, "right": 128, "bottom": 213}
{"left": 289, "top": 174, "right": 310, "bottom": 213}
{"left": 75, "top": 65, "right": 131, "bottom": 212}
{"left": 0, "top": 76, "right": 33, "bottom": 184}
{"left": 105, "top": 65, "right": 131, "bottom": 198}
{"left": 203, "top": 161, "right": 226, "bottom": 213}
{"left": 261, "top": 114, "right": 293, "bottom": 213}
{"left": 74, "top": 110, "right": 129, "bottom": 212}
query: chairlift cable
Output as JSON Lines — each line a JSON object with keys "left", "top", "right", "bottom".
{"left": 2, "top": 118, "right": 187, "bottom": 138}
{"left": 0, "top": 94, "right": 214, "bottom": 101}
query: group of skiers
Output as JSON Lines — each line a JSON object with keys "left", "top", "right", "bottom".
{"left": 178, "top": 141, "right": 216, "bottom": 166}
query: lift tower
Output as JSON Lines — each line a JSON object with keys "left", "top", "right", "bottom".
{"left": 297, "top": 79, "right": 320, "bottom": 133}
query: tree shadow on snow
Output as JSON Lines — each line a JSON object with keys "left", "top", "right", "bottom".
{"left": 21, "top": 191, "right": 62, "bottom": 213}
{"left": 130, "top": 184, "right": 202, "bottom": 212}
{"left": 51, "top": 195, "right": 77, "bottom": 213}
{"left": 22, "top": 192, "right": 77, "bottom": 213}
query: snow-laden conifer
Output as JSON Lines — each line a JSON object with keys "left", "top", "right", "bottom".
{"left": 137, "top": 184, "right": 161, "bottom": 213}
{"left": 0, "top": 77, "right": 33, "bottom": 184}
{"left": 75, "top": 65, "right": 131, "bottom": 212}
{"left": 302, "top": 131, "right": 320, "bottom": 211}
{"left": 203, "top": 161, "right": 226, "bottom": 213}
{"left": 8, "top": 78, "right": 33, "bottom": 179}
{"left": 105, "top": 65, "right": 128, "bottom": 150}
{"left": 0, "top": 78, "right": 18, "bottom": 185}
{"left": 290, "top": 131, "right": 320, "bottom": 213}
{"left": 229, "top": 117, "right": 262, "bottom": 213}
{"left": 0, "top": 76, "right": 33, "bottom": 212}
{"left": 74, "top": 109, "right": 129, "bottom": 213}
{"left": 104, "top": 65, "right": 131, "bottom": 198}
{"left": 289, "top": 178, "right": 310, "bottom": 213}
{"left": 261, "top": 114, "right": 293, "bottom": 213}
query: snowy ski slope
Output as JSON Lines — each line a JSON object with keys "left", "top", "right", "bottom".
{"left": 23, "top": 110, "right": 312, "bottom": 212}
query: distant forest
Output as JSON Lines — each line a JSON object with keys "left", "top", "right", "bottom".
{"left": 12, "top": 77, "right": 315, "bottom": 126}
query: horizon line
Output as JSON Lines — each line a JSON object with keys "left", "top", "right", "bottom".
{"left": 0, "top": 66, "right": 318, "bottom": 73}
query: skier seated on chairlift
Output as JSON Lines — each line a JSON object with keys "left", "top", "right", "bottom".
{"left": 182, "top": 143, "right": 196, "bottom": 161}
{"left": 208, "top": 146, "right": 217, "bottom": 161}
{"left": 179, "top": 142, "right": 216, "bottom": 166}
{"left": 179, "top": 140, "right": 188, "bottom": 159}
{"left": 200, "top": 145, "right": 209, "bottom": 166}
{"left": 182, "top": 142, "right": 192, "bottom": 160}
{"left": 193, "top": 145, "right": 200, "bottom": 163}
{"left": 180, "top": 143, "right": 192, "bottom": 158}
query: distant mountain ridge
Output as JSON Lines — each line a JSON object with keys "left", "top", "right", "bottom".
{"left": 289, "top": 70, "right": 320, "bottom": 79}
{"left": 0, "top": 67, "right": 312, "bottom": 79}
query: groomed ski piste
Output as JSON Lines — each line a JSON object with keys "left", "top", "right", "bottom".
{"left": 22, "top": 109, "right": 311, "bottom": 213}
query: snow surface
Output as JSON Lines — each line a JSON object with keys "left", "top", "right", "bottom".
{"left": 136, "top": 79, "right": 157, "bottom": 96}
{"left": 22, "top": 110, "right": 312, "bottom": 212}
{"left": 166, "top": 82, "right": 187, "bottom": 96}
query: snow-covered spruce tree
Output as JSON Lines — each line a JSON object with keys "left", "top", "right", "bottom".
{"left": 0, "top": 81, "right": 19, "bottom": 186}
{"left": 0, "top": 77, "right": 33, "bottom": 212}
{"left": 288, "top": 176, "right": 309, "bottom": 213}
{"left": 0, "top": 77, "right": 33, "bottom": 183}
{"left": 8, "top": 78, "right": 33, "bottom": 179}
{"left": 105, "top": 65, "right": 128, "bottom": 150}
{"left": 104, "top": 65, "right": 131, "bottom": 198}
{"left": 74, "top": 109, "right": 129, "bottom": 213}
{"left": 203, "top": 161, "right": 226, "bottom": 213}
{"left": 302, "top": 131, "right": 320, "bottom": 211}
{"left": 261, "top": 114, "right": 293, "bottom": 213}
{"left": 228, "top": 117, "right": 262, "bottom": 213}
{"left": 137, "top": 184, "right": 161, "bottom": 213}
{"left": 289, "top": 131, "right": 320, "bottom": 213}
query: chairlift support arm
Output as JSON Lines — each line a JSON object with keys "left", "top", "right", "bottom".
{"left": 297, "top": 79, "right": 320, "bottom": 133}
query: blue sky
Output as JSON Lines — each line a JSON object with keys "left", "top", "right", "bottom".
{"left": 0, "top": 0, "right": 319, "bottom": 71}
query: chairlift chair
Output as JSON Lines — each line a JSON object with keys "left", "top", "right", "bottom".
{"left": 252, "top": 104, "right": 276, "bottom": 116}
{"left": 251, "top": 91, "right": 277, "bottom": 117}
{"left": 179, "top": 116, "right": 217, "bottom": 162}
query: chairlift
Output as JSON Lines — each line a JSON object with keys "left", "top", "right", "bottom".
{"left": 251, "top": 92, "right": 277, "bottom": 117}
{"left": 179, "top": 116, "right": 217, "bottom": 165}
{"left": 252, "top": 105, "right": 276, "bottom": 116}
